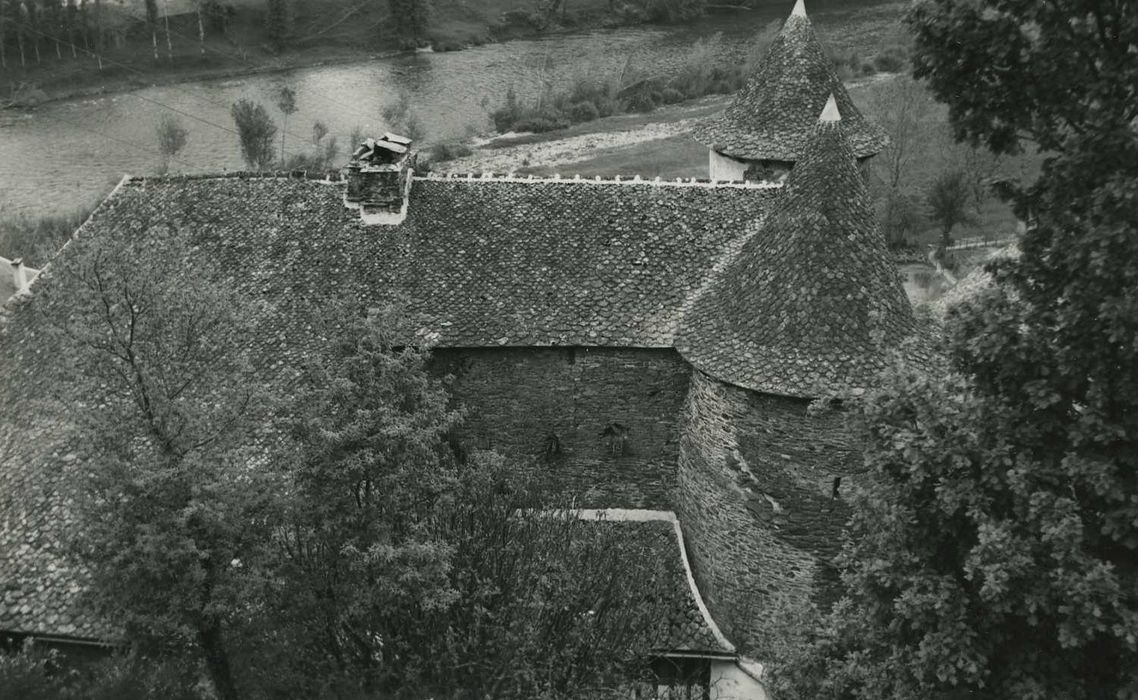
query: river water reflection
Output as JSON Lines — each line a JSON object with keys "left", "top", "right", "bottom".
{"left": 0, "top": 0, "right": 892, "bottom": 218}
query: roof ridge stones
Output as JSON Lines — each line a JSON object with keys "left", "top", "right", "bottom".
{"left": 677, "top": 100, "right": 918, "bottom": 398}
{"left": 692, "top": 0, "right": 889, "bottom": 162}
{"left": 125, "top": 171, "right": 786, "bottom": 190}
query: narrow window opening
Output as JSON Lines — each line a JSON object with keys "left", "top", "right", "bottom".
{"left": 601, "top": 422, "right": 629, "bottom": 457}
{"left": 831, "top": 476, "right": 842, "bottom": 499}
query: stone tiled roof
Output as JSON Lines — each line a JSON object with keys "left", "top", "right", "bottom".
{"left": 691, "top": 3, "right": 888, "bottom": 162}
{"left": 123, "top": 174, "right": 776, "bottom": 350}
{"left": 0, "top": 173, "right": 779, "bottom": 642}
{"left": 572, "top": 513, "right": 734, "bottom": 656}
{"left": 677, "top": 104, "right": 920, "bottom": 397}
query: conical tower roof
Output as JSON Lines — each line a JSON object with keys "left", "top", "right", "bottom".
{"left": 678, "top": 96, "right": 915, "bottom": 398}
{"left": 693, "top": 1, "right": 888, "bottom": 162}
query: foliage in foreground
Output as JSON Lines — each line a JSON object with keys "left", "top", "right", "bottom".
{"left": 31, "top": 237, "right": 673, "bottom": 698}
{"left": 0, "top": 645, "right": 203, "bottom": 700}
{"left": 767, "top": 0, "right": 1138, "bottom": 697}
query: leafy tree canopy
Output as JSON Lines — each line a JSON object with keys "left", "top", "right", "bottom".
{"left": 769, "top": 2, "right": 1138, "bottom": 698}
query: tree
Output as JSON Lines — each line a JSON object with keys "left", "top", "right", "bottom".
{"left": 380, "top": 91, "right": 424, "bottom": 142}
{"left": 0, "top": 1, "right": 7, "bottom": 69}
{"left": 275, "top": 85, "right": 296, "bottom": 162}
{"left": 36, "top": 227, "right": 282, "bottom": 700}
{"left": 38, "top": 0, "right": 61, "bottom": 60}
{"left": 10, "top": 0, "right": 27, "bottom": 67}
{"left": 926, "top": 169, "right": 971, "bottom": 251}
{"left": 156, "top": 114, "right": 188, "bottom": 173}
{"left": 64, "top": 0, "right": 78, "bottom": 57}
{"left": 144, "top": 0, "right": 158, "bottom": 61}
{"left": 264, "top": 0, "right": 291, "bottom": 47}
{"left": 230, "top": 98, "right": 277, "bottom": 170}
{"left": 265, "top": 304, "right": 673, "bottom": 697}
{"left": 870, "top": 76, "right": 937, "bottom": 192}
{"left": 193, "top": 0, "right": 205, "bottom": 55}
{"left": 387, "top": 0, "right": 430, "bottom": 46}
{"left": 25, "top": 0, "right": 40, "bottom": 63}
{"left": 909, "top": 0, "right": 1136, "bottom": 157}
{"left": 775, "top": 0, "right": 1138, "bottom": 696}
{"left": 311, "top": 120, "right": 328, "bottom": 146}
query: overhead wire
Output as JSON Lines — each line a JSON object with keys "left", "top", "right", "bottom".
{"left": 108, "top": 9, "right": 406, "bottom": 134}
{"left": 21, "top": 25, "right": 314, "bottom": 157}
{"left": 33, "top": 105, "right": 197, "bottom": 170}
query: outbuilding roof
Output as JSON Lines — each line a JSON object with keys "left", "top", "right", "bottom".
{"left": 678, "top": 98, "right": 919, "bottom": 396}
{"left": 692, "top": 0, "right": 888, "bottom": 162}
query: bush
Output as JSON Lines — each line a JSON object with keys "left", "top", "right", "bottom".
{"left": 873, "top": 47, "right": 907, "bottom": 73}
{"left": 661, "top": 87, "right": 685, "bottom": 104}
{"left": 0, "top": 209, "right": 90, "bottom": 267}
{"left": 0, "top": 646, "right": 203, "bottom": 700}
{"left": 568, "top": 100, "right": 600, "bottom": 122}
{"left": 427, "top": 142, "right": 474, "bottom": 163}
{"left": 513, "top": 116, "right": 570, "bottom": 133}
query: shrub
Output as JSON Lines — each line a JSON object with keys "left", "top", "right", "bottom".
{"left": 873, "top": 48, "right": 907, "bottom": 73}
{"left": 0, "top": 209, "right": 90, "bottom": 266}
{"left": 428, "top": 142, "right": 474, "bottom": 163}
{"left": 568, "top": 100, "right": 600, "bottom": 122}
{"left": 513, "top": 116, "right": 569, "bottom": 133}
{"left": 661, "top": 87, "right": 685, "bottom": 103}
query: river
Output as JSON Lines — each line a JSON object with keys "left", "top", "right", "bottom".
{"left": 0, "top": 0, "right": 896, "bottom": 219}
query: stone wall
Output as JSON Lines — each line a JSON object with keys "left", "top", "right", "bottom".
{"left": 676, "top": 370, "right": 859, "bottom": 648}
{"left": 431, "top": 347, "right": 692, "bottom": 508}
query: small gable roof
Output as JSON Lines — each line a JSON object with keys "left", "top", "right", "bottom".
{"left": 692, "top": 1, "right": 888, "bottom": 162}
{"left": 678, "top": 102, "right": 919, "bottom": 397}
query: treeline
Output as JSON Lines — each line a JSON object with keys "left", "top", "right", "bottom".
{"left": 0, "top": 0, "right": 235, "bottom": 69}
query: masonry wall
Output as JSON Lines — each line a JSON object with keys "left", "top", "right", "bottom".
{"left": 431, "top": 347, "right": 692, "bottom": 509}
{"left": 677, "top": 371, "right": 858, "bottom": 649}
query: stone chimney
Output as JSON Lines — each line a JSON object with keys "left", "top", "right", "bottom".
{"left": 344, "top": 133, "right": 417, "bottom": 225}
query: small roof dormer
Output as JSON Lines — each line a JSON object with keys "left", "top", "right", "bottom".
{"left": 678, "top": 96, "right": 916, "bottom": 398}
{"left": 693, "top": 0, "right": 888, "bottom": 165}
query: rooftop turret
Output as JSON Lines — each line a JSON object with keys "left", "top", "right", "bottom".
{"left": 694, "top": 0, "right": 888, "bottom": 182}
{"left": 678, "top": 96, "right": 915, "bottom": 398}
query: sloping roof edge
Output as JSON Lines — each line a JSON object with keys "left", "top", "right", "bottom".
{"left": 572, "top": 509, "right": 736, "bottom": 656}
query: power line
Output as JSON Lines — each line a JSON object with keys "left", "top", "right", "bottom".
{"left": 144, "top": 13, "right": 386, "bottom": 132}
{"left": 36, "top": 106, "right": 196, "bottom": 170}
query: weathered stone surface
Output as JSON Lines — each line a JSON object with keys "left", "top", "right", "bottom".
{"left": 677, "top": 371, "right": 859, "bottom": 649}
{"left": 692, "top": 5, "right": 888, "bottom": 162}
{"left": 678, "top": 117, "right": 923, "bottom": 398}
{"left": 433, "top": 347, "right": 691, "bottom": 509}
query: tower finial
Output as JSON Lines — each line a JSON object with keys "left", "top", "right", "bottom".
{"left": 819, "top": 94, "right": 841, "bottom": 123}
{"left": 791, "top": 0, "right": 807, "bottom": 18}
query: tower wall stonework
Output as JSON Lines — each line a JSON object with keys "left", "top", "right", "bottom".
{"left": 676, "top": 370, "right": 858, "bottom": 648}
{"left": 431, "top": 347, "right": 692, "bottom": 509}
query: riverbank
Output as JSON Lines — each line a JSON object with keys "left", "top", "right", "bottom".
{"left": 3, "top": 0, "right": 910, "bottom": 110}
{"left": 1, "top": 0, "right": 727, "bottom": 109}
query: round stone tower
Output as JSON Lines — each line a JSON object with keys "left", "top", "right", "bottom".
{"left": 693, "top": 0, "right": 889, "bottom": 183}
{"left": 676, "top": 98, "right": 921, "bottom": 648}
